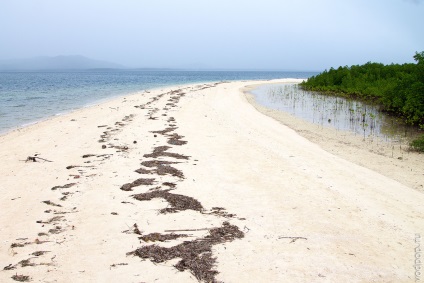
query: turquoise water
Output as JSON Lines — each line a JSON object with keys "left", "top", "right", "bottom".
{"left": 0, "top": 70, "right": 316, "bottom": 133}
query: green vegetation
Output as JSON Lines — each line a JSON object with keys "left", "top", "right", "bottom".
{"left": 410, "top": 134, "right": 424, "bottom": 152}
{"left": 300, "top": 52, "right": 424, "bottom": 128}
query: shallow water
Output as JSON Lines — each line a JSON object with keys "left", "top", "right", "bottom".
{"left": 0, "top": 70, "right": 317, "bottom": 134}
{"left": 250, "top": 84, "right": 421, "bottom": 143}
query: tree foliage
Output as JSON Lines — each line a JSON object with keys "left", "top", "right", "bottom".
{"left": 300, "top": 52, "right": 424, "bottom": 126}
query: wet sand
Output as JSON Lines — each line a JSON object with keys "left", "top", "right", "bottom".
{"left": 0, "top": 79, "right": 423, "bottom": 282}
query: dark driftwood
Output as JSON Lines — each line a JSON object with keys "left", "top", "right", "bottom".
{"left": 24, "top": 156, "right": 53, "bottom": 163}
{"left": 278, "top": 236, "right": 308, "bottom": 243}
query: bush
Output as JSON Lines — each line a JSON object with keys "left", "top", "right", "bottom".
{"left": 300, "top": 51, "right": 424, "bottom": 127}
{"left": 410, "top": 135, "right": 424, "bottom": 152}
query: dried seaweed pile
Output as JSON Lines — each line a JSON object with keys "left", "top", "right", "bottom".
{"left": 139, "top": 232, "right": 188, "bottom": 242}
{"left": 167, "top": 133, "right": 187, "bottom": 146}
{"left": 118, "top": 85, "right": 245, "bottom": 282}
{"left": 51, "top": 183, "right": 76, "bottom": 191}
{"left": 97, "top": 115, "right": 133, "bottom": 144}
{"left": 132, "top": 222, "right": 244, "bottom": 282}
{"left": 151, "top": 127, "right": 177, "bottom": 135}
{"left": 151, "top": 126, "right": 188, "bottom": 146}
{"left": 143, "top": 146, "right": 189, "bottom": 160}
{"left": 136, "top": 160, "right": 185, "bottom": 179}
{"left": 133, "top": 189, "right": 203, "bottom": 213}
{"left": 120, "top": 178, "right": 155, "bottom": 191}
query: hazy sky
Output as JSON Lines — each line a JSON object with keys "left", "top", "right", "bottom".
{"left": 1, "top": 0, "right": 423, "bottom": 70}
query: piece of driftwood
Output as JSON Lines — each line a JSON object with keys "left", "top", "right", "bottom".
{"left": 278, "top": 236, "right": 308, "bottom": 243}
{"left": 24, "top": 156, "right": 53, "bottom": 163}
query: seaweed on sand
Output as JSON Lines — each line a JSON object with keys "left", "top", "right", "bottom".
{"left": 167, "top": 133, "right": 187, "bottom": 146}
{"left": 139, "top": 233, "right": 188, "bottom": 242}
{"left": 139, "top": 160, "right": 185, "bottom": 179}
{"left": 11, "top": 274, "right": 30, "bottom": 282}
{"left": 151, "top": 127, "right": 177, "bottom": 135}
{"left": 131, "top": 222, "right": 244, "bottom": 282}
{"left": 133, "top": 189, "right": 203, "bottom": 213}
{"left": 51, "top": 183, "right": 76, "bottom": 191}
{"left": 120, "top": 178, "right": 155, "bottom": 191}
{"left": 143, "top": 146, "right": 189, "bottom": 160}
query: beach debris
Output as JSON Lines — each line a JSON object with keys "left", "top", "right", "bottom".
{"left": 167, "top": 133, "right": 187, "bottom": 146}
{"left": 4, "top": 264, "right": 16, "bottom": 270}
{"left": 42, "top": 200, "right": 62, "bottom": 207}
{"left": 133, "top": 189, "right": 203, "bottom": 214}
{"left": 36, "top": 216, "right": 64, "bottom": 224}
{"left": 11, "top": 274, "right": 30, "bottom": 282}
{"left": 151, "top": 127, "right": 177, "bottom": 135}
{"left": 141, "top": 160, "right": 179, "bottom": 167}
{"left": 10, "top": 242, "right": 31, "bottom": 248}
{"left": 112, "top": 145, "right": 129, "bottom": 152}
{"left": 51, "top": 183, "right": 76, "bottom": 190}
{"left": 120, "top": 178, "right": 155, "bottom": 191}
{"left": 10, "top": 237, "right": 49, "bottom": 249}
{"left": 162, "top": 182, "right": 176, "bottom": 188}
{"left": 18, "top": 258, "right": 36, "bottom": 267}
{"left": 130, "top": 222, "right": 244, "bottom": 282}
{"left": 110, "top": 263, "right": 128, "bottom": 269}
{"left": 164, "top": 228, "right": 211, "bottom": 233}
{"left": 108, "top": 84, "right": 246, "bottom": 282}
{"left": 139, "top": 232, "right": 188, "bottom": 243}
{"left": 66, "top": 165, "right": 94, "bottom": 170}
{"left": 137, "top": 160, "right": 185, "bottom": 178}
{"left": 24, "top": 156, "right": 53, "bottom": 163}
{"left": 122, "top": 223, "right": 142, "bottom": 235}
{"left": 143, "top": 146, "right": 189, "bottom": 160}
{"left": 278, "top": 236, "right": 308, "bottom": 243}
{"left": 31, "top": 251, "right": 50, "bottom": 257}
{"left": 156, "top": 164, "right": 184, "bottom": 178}
{"left": 135, "top": 168, "right": 151, "bottom": 174}
{"left": 205, "top": 207, "right": 236, "bottom": 218}
{"left": 133, "top": 223, "right": 142, "bottom": 235}
{"left": 48, "top": 226, "right": 63, "bottom": 234}
{"left": 82, "top": 154, "right": 96, "bottom": 158}
{"left": 60, "top": 192, "right": 73, "bottom": 201}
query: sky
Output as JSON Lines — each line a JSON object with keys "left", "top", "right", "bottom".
{"left": 0, "top": 0, "right": 423, "bottom": 71}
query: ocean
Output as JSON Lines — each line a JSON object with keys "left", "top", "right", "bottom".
{"left": 0, "top": 70, "right": 316, "bottom": 134}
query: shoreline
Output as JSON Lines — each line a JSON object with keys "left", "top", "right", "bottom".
{"left": 0, "top": 70, "right": 314, "bottom": 136}
{"left": 244, "top": 83, "right": 424, "bottom": 192}
{"left": 1, "top": 79, "right": 423, "bottom": 282}
{"left": 0, "top": 81, "right": 208, "bottom": 137}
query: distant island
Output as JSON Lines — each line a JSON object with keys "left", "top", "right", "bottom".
{"left": 0, "top": 55, "right": 125, "bottom": 71}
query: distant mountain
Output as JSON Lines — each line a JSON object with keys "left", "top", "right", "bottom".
{"left": 0, "top": 55, "right": 125, "bottom": 70}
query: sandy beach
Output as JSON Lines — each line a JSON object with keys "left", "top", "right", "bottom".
{"left": 0, "top": 79, "right": 423, "bottom": 282}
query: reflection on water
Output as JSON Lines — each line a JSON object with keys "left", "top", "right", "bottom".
{"left": 251, "top": 84, "right": 421, "bottom": 143}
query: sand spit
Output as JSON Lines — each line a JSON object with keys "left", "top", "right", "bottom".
{"left": 0, "top": 79, "right": 423, "bottom": 282}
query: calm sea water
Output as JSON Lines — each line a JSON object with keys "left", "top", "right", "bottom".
{"left": 0, "top": 70, "right": 316, "bottom": 134}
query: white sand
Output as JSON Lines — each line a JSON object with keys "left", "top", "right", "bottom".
{"left": 0, "top": 79, "right": 423, "bottom": 283}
